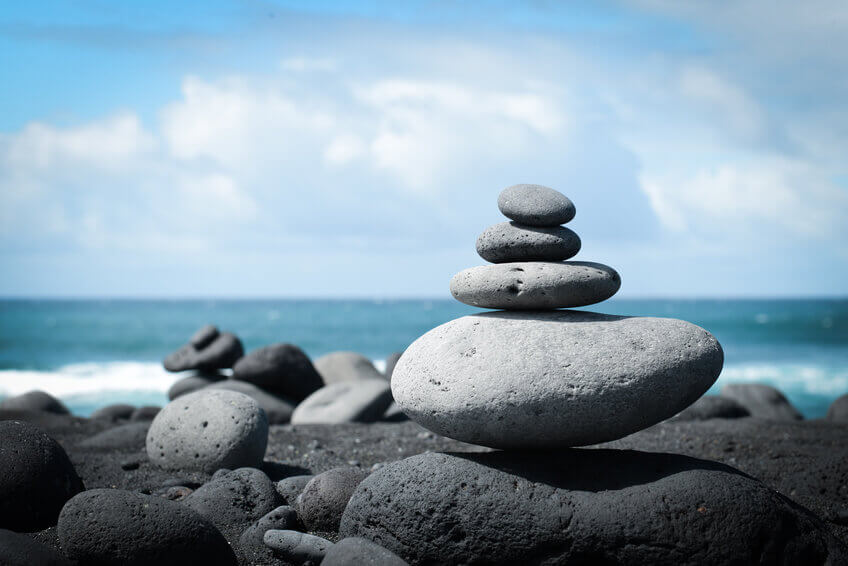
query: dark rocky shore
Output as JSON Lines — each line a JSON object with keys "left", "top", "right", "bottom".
{"left": 2, "top": 401, "right": 847, "bottom": 564}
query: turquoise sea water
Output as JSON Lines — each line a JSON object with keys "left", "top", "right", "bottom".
{"left": 0, "top": 298, "right": 846, "bottom": 417}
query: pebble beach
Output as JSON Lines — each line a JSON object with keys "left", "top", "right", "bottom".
{"left": 1, "top": 185, "right": 847, "bottom": 565}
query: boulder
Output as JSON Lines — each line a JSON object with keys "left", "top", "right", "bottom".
{"left": 315, "top": 351, "right": 383, "bottom": 384}
{"left": 163, "top": 330, "right": 243, "bottom": 372}
{"left": 475, "top": 222, "right": 580, "bottom": 263}
{"left": 0, "top": 528, "right": 72, "bottom": 566}
{"left": 0, "top": 420, "right": 84, "bottom": 531}
{"left": 233, "top": 343, "right": 324, "bottom": 401}
{"left": 296, "top": 467, "right": 368, "bottom": 532}
{"left": 291, "top": 381, "right": 393, "bottom": 425}
{"left": 146, "top": 390, "right": 268, "bottom": 473}
{"left": 340, "top": 450, "right": 848, "bottom": 565}
{"left": 58, "top": 488, "right": 236, "bottom": 565}
{"left": 497, "top": 183, "right": 576, "bottom": 226}
{"left": 721, "top": 383, "right": 803, "bottom": 421}
{"left": 183, "top": 467, "right": 281, "bottom": 533}
{"left": 392, "top": 310, "right": 723, "bottom": 448}
{"left": 0, "top": 390, "right": 69, "bottom": 414}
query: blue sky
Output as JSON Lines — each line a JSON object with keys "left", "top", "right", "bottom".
{"left": 1, "top": 1, "right": 847, "bottom": 298}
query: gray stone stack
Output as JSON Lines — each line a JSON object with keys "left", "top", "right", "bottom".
{"left": 450, "top": 183, "right": 621, "bottom": 310}
{"left": 392, "top": 183, "right": 725, "bottom": 448}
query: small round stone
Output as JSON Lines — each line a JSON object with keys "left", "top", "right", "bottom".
{"left": 276, "top": 475, "right": 314, "bottom": 506}
{"left": 0, "top": 390, "right": 69, "bottom": 414}
{"left": 826, "top": 393, "right": 848, "bottom": 422}
{"left": 450, "top": 261, "right": 620, "bottom": 310}
{"left": 0, "top": 420, "right": 84, "bottom": 531}
{"left": 314, "top": 351, "right": 384, "bottom": 383}
{"left": 168, "top": 373, "right": 226, "bottom": 400}
{"left": 720, "top": 384, "right": 803, "bottom": 421}
{"left": 232, "top": 343, "right": 324, "bottom": 401}
{"left": 90, "top": 403, "right": 135, "bottom": 421}
{"left": 297, "top": 467, "right": 369, "bottom": 531}
{"left": 146, "top": 390, "right": 268, "bottom": 473}
{"left": 163, "top": 332, "right": 244, "bottom": 372}
{"left": 264, "top": 530, "right": 333, "bottom": 563}
{"left": 58, "top": 488, "right": 236, "bottom": 566}
{"left": 476, "top": 222, "right": 581, "bottom": 263}
{"left": 671, "top": 395, "right": 751, "bottom": 421}
{"left": 323, "top": 537, "right": 409, "bottom": 566}
{"left": 291, "top": 380, "right": 394, "bottom": 425}
{"left": 183, "top": 468, "right": 281, "bottom": 532}
{"left": 497, "top": 184, "right": 575, "bottom": 226}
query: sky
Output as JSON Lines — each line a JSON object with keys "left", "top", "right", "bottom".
{"left": 1, "top": 1, "right": 847, "bottom": 298}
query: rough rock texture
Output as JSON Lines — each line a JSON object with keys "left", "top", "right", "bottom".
{"left": 384, "top": 352, "right": 403, "bottom": 379}
{"left": 168, "top": 373, "right": 226, "bottom": 400}
{"left": 183, "top": 467, "right": 281, "bottom": 536}
{"left": 721, "top": 383, "right": 804, "bottom": 421}
{"left": 264, "top": 530, "right": 333, "bottom": 564}
{"left": 450, "top": 261, "right": 621, "bottom": 310}
{"left": 323, "top": 537, "right": 409, "bottom": 566}
{"left": 0, "top": 528, "right": 73, "bottom": 566}
{"left": 292, "top": 381, "right": 394, "bottom": 425}
{"left": 276, "top": 475, "right": 314, "bottom": 506}
{"left": 146, "top": 390, "right": 268, "bottom": 473}
{"left": 341, "top": 450, "right": 847, "bottom": 566}
{"left": 671, "top": 395, "right": 751, "bottom": 421}
{"left": 163, "top": 331, "right": 244, "bottom": 372}
{"left": 205, "top": 380, "right": 296, "bottom": 424}
{"left": 392, "top": 310, "right": 723, "bottom": 448}
{"left": 238, "top": 505, "right": 300, "bottom": 565}
{"left": 0, "top": 390, "right": 69, "bottom": 414}
{"left": 315, "top": 352, "right": 384, "bottom": 384}
{"left": 475, "top": 222, "right": 581, "bottom": 264}
{"left": 0, "top": 420, "right": 84, "bottom": 531}
{"left": 58, "top": 488, "right": 237, "bottom": 566}
{"left": 297, "top": 467, "right": 369, "bottom": 532}
{"left": 90, "top": 403, "right": 135, "bottom": 421}
{"left": 233, "top": 343, "right": 324, "bottom": 401}
{"left": 497, "top": 184, "right": 575, "bottom": 226}
{"left": 826, "top": 394, "right": 848, "bottom": 422}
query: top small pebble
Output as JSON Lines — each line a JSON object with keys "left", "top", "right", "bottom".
{"left": 497, "top": 184, "right": 575, "bottom": 226}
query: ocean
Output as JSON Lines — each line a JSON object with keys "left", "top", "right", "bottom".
{"left": 1, "top": 298, "right": 846, "bottom": 418}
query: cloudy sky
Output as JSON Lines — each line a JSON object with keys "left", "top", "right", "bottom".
{"left": 1, "top": 1, "right": 846, "bottom": 298}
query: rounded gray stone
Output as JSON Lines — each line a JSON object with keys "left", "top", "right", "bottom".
{"left": 183, "top": 467, "right": 281, "bottom": 532}
{"left": 315, "top": 351, "right": 384, "bottom": 383}
{"left": 130, "top": 405, "right": 160, "bottom": 421}
{"left": 146, "top": 390, "right": 268, "bottom": 473}
{"left": 497, "top": 183, "right": 576, "bottom": 226}
{"left": 450, "top": 261, "right": 620, "bottom": 310}
{"left": 0, "top": 420, "right": 84, "bottom": 531}
{"left": 264, "top": 530, "right": 333, "bottom": 563}
{"left": 167, "top": 373, "right": 225, "bottom": 400}
{"left": 323, "top": 537, "right": 409, "bottom": 566}
{"left": 826, "top": 393, "right": 848, "bottom": 422}
{"left": 291, "top": 380, "right": 394, "bottom": 425}
{"left": 190, "top": 324, "right": 219, "bottom": 348}
{"left": 720, "top": 383, "right": 803, "bottom": 421}
{"left": 205, "top": 380, "right": 296, "bottom": 424}
{"left": 384, "top": 352, "right": 404, "bottom": 379}
{"left": 58, "top": 488, "right": 236, "bottom": 566}
{"left": 163, "top": 331, "right": 244, "bottom": 372}
{"left": 238, "top": 505, "right": 300, "bottom": 564}
{"left": 392, "top": 310, "right": 724, "bottom": 448}
{"left": 297, "top": 467, "right": 369, "bottom": 532}
{"left": 233, "top": 343, "right": 324, "bottom": 401}
{"left": 339, "top": 451, "right": 847, "bottom": 565}
{"left": 0, "top": 390, "right": 69, "bottom": 414}
{"left": 671, "top": 395, "right": 751, "bottom": 421}
{"left": 276, "top": 474, "right": 314, "bottom": 505}
{"left": 90, "top": 403, "right": 135, "bottom": 421}
{"left": 476, "top": 222, "right": 581, "bottom": 263}
{"left": 79, "top": 421, "right": 150, "bottom": 450}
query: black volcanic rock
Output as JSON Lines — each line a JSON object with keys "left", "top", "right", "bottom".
{"left": 58, "top": 488, "right": 236, "bottom": 565}
{"left": 827, "top": 393, "right": 848, "bottom": 423}
{"left": 233, "top": 343, "right": 324, "bottom": 402}
{"left": 163, "top": 328, "right": 243, "bottom": 372}
{"left": 721, "top": 383, "right": 803, "bottom": 421}
{"left": 0, "top": 420, "right": 84, "bottom": 531}
{"left": 671, "top": 395, "right": 751, "bottom": 421}
{"left": 340, "top": 450, "right": 847, "bottom": 565}
{"left": 0, "top": 390, "right": 69, "bottom": 414}
{"left": 0, "top": 528, "right": 72, "bottom": 566}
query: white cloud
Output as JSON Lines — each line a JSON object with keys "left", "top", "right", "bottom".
{"left": 679, "top": 67, "right": 765, "bottom": 142}
{"left": 323, "top": 133, "right": 366, "bottom": 165}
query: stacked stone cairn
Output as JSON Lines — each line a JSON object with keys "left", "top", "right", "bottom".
{"left": 394, "top": 183, "right": 725, "bottom": 448}
{"left": 338, "top": 185, "right": 848, "bottom": 564}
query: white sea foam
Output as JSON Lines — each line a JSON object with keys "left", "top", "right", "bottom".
{"left": 716, "top": 363, "right": 848, "bottom": 395}
{"left": 0, "top": 361, "right": 175, "bottom": 397}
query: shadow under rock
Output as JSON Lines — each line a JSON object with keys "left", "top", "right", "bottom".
{"left": 261, "top": 460, "right": 311, "bottom": 481}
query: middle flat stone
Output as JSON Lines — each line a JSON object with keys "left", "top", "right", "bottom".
{"left": 450, "top": 261, "right": 620, "bottom": 310}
